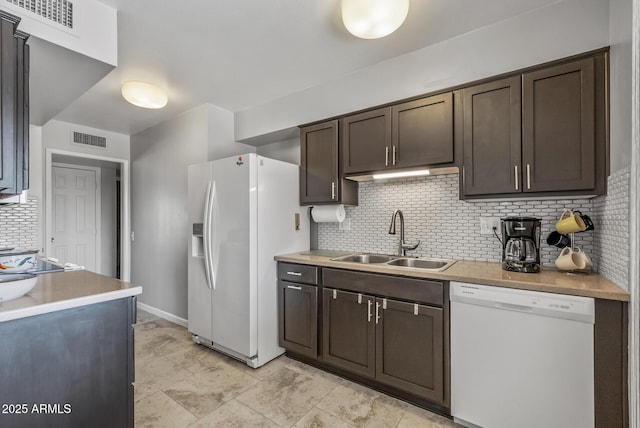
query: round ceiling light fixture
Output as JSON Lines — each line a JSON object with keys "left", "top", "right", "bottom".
{"left": 341, "top": 0, "right": 410, "bottom": 39}
{"left": 121, "top": 81, "right": 168, "bottom": 109}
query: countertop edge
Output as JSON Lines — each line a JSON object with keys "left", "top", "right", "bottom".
{"left": 0, "top": 286, "right": 142, "bottom": 322}
{"left": 275, "top": 253, "right": 630, "bottom": 302}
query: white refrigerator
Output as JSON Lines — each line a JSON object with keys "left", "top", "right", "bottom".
{"left": 188, "top": 153, "right": 309, "bottom": 368}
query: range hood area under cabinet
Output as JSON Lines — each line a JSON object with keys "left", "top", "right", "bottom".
{"left": 298, "top": 48, "right": 608, "bottom": 205}
{"left": 0, "top": 11, "right": 29, "bottom": 198}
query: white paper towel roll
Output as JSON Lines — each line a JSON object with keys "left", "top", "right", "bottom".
{"left": 311, "top": 205, "right": 346, "bottom": 223}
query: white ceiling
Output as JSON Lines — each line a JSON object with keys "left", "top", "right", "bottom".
{"left": 51, "top": 0, "right": 559, "bottom": 137}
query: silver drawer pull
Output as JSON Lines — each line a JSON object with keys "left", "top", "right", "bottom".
{"left": 368, "top": 300, "right": 372, "bottom": 322}
{"left": 376, "top": 302, "right": 381, "bottom": 324}
{"left": 286, "top": 271, "right": 302, "bottom": 276}
{"left": 287, "top": 285, "right": 302, "bottom": 290}
{"left": 514, "top": 165, "right": 519, "bottom": 191}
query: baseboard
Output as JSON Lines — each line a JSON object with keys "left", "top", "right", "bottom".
{"left": 137, "top": 301, "right": 188, "bottom": 328}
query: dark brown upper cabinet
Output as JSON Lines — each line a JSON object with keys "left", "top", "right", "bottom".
{"left": 343, "top": 107, "right": 391, "bottom": 174}
{"left": 299, "top": 120, "right": 357, "bottom": 206}
{"left": 343, "top": 93, "right": 454, "bottom": 175}
{"left": 522, "top": 58, "right": 596, "bottom": 192}
{"left": 461, "top": 76, "right": 522, "bottom": 196}
{"left": 0, "top": 11, "right": 29, "bottom": 197}
{"left": 392, "top": 93, "right": 454, "bottom": 168}
{"left": 460, "top": 52, "right": 607, "bottom": 199}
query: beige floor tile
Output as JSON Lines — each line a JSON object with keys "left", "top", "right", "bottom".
{"left": 135, "top": 329, "right": 192, "bottom": 359}
{"left": 163, "top": 364, "right": 260, "bottom": 418}
{"left": 316, "top": 382, "right": 407, "bottom": 428}
{"left": 135, "top": 356, "right": 192, "bottom": 400}
{"left": 397, "top": 405, "right": 461, "bottom": 428}
{"left": 293, "top": 407, "right": 355, "bottom": 428}
{"left": 136, "top": 309, "right": 160, "bottom": 324}
{"left": 189, "top": 399, "right": 279, "bottom": 428}
{"left": 135, "top": 391, "right": 197, "bottom": 428}
{"left": 135, "top": 318, "right": 192, "bottom": 343}
{"left": 165, "top": 343, "right": 229, "bottom": 373}
{"left": 235, "top": 364, "right": 338, "bottom": 427}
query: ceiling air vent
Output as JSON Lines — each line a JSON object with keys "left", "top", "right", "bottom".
{"left": 6, "top": 0, "right": 73, "bottom": 29}
{"left": 72, "top": 131, "right": 106, "bottom": 148}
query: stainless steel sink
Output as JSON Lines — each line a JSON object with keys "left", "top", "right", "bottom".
{"left": 387, "top": 258, "right": 456, "bottom": 271}
{"left": 331, "top": 254, "right": 397, "bottom": 264}
{"left": 331, "top": 253, "right": 457, "bottom": 271}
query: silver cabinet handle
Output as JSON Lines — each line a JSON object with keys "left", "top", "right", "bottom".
{"left": 287, "top": 285, "right": 302, "bottom": 290}
{"left": 286, "top": 271, "right": 302, "bottom": 276}
{"left": 392, "top": 146, "right": 397, "bottom": 165}
{"left": 375, "top": 301, "right": 381, "bottom": 324}
{"left": 514, "top": 165, "right": 519, "bottom": 191}
{"left": 526, "top": 164, "right": 531, "bottom": 190}
{"left": 385, "top": 147, "right": 389, "bottom": 166}
{"left": 331, "top": 181, "right": 336, "bottom": 200}
{"left": 367, "top": 300, "right": 372, "bottom": 322}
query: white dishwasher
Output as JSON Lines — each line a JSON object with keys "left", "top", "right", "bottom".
{"left": 450, "top": 281, "right": 595, "bottom": 428}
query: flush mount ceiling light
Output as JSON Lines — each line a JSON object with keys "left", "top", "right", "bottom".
{"left": 373, "top": 169, "right": 430, "bottom": 180}
{"left": 121, "top": 81, "right": 168, "bottom": 109}
{"left": 341, "top": 0, "right": 410, "bottom": 39}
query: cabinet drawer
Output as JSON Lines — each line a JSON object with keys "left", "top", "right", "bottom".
{"left": 278, "top": 263, "right": 318, "bottom": 285}
{"left": 322, "top": 268, "right": 443, "bottom": 307}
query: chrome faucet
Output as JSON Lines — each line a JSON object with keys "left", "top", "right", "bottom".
{"left": 388, "top": 209, "right": 420, "bottom": 256}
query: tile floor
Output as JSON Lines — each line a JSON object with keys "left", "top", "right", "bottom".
{"left": 134, "top": 310, "right": 461, "bottom": 427}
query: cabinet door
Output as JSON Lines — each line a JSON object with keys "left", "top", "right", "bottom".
{"left": 392, "top": 93, "right": 453, "bottom": 168}
{"left": 278, "top": 281, "right": 317, "bottom": 359}
{"left": 461, "top": 76, "right": 522, "bottom": 196}
{"left": 343, "top": 107, "right": 391, "bottom": 174}
{"left": 0, "top": 16, "right": 18, "bottom": 193}
{"left": 300, "top": 121, "right": 339, "bottom": 204}
{"left": 322, "top": 288, "right": 375, "bottom": 378}
{"left": 375, "top": 298, "right": 444, "bottom": 403}
{"left": 14, "top": 32, "right": 28, "bottom": 193}
{"left": 522, "top": 58, "right": 595, "bottom": 192}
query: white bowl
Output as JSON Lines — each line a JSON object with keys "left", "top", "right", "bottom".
{"left": 0, "top": 273, "right": 38, "bottom": 302}
{"left": 0, "top": 251, "right": 38, "bottom": 273}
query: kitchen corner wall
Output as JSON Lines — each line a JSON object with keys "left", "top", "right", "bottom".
{"left": 317, "top": 174, "right": 597, "bottom": 269}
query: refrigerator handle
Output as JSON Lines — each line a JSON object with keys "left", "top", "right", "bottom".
{"left": 203, "top": 181, "right": 214, "bottom": 290}
{"left": 207, "top": 181, "right": 218, "bottom": 290}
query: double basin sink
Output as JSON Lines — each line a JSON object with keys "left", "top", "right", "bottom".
{"left": 331, "top": 253, "right": 457, "bottom": 272}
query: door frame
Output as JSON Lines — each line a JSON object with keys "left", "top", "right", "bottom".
{"left": 45, "top": 149, "right": 131, "bottom": 281}
{"left": 49, "top": 162, "right": 102, "bottom": 272}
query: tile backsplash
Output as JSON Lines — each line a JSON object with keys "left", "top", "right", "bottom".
{"left": 318, "top": 174, "right": 596, "bottom": 269}
{"left": 593, "top": 168, "right": 630, "bottom": 289}
{"left": 0, "top": 197, "right": 39, "bottom": 250}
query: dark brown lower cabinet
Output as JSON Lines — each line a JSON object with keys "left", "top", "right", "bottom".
{"left": 278, "top": 280, "right": 317, "bottom": 359}
{"left": 322, "top": 288, "right": 445, "bottom": 405}
{"left": 375, "top": 299, "right": 444, "bottom": 403}
{"left": 322, "top": 288, "right": 375, "bottom": 378}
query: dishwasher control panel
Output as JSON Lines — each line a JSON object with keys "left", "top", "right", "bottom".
{"left": 450, "top": 282, "right": 595, "bottom": 324}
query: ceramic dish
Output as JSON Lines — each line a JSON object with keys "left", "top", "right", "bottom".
{"left": 0, "top": 249, "right": 38, "bottom": 273}
{"left": 0, "top": 273, "right": 37, "bottom": 301}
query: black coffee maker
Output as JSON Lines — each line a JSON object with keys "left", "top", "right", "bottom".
{"left": 501, "top": 217, "right": 541, "bottom": 273}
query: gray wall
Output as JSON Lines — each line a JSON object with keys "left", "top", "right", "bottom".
{"left": 256, "top": 137, "right": 299, "bottom": 165}
{"left": 131, "top": 104, "right": 254, "bottom": 319}
{"left": 609, "top": 0, "right": 633, "bottom": 172}
{"left": 100, "top": 166, "right": 117, "bottom": 277}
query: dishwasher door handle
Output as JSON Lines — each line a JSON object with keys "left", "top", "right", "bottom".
{"left": 495, "top": 302, "right": 534, "bottom": 313}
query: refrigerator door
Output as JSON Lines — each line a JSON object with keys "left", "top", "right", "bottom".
{"left": 187, "top": 163, "right": 213, "bottom": 340}
{"left": 209, "top": 154, "right": 256, "bottom": 357}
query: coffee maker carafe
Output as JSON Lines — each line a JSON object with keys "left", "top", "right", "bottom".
{"left": 501, "top": 217, "right": 541, "bottom": 273}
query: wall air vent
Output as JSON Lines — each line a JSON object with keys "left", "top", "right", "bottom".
{"left": 6, "top": 0, "right": 73, "bottom": 29}
{"left": 72, "top": 131, "right": 106, "bottom": 148}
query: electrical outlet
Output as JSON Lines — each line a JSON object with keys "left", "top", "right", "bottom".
{"left": 339, "top": 217, "right": 351, "bottom": 231}
{"left": 480, "top": 217, "right": 500, "bottom": 235}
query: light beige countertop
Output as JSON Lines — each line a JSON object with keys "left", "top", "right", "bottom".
{"left": 0, "top": 270, "right": 142, "bottom": 322}
{"left": 275, "top": 252, "right": 629, "bottom": 302}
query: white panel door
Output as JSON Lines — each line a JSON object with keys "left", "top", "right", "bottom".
{"left": 51, "top": 166, "right": 98, "bottom": 272}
